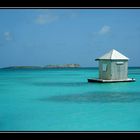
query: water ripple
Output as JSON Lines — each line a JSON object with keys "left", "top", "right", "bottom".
{"left": 32, "top": 82, "right": 89, "bottom": 87}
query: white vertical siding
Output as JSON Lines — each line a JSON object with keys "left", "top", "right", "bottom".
{"left": 99, "top": 60, "right": 111, "bottom": 80}
{"left": 98, "top": 60, "right": 128, "bottom": 80}
{"left": 111, "top": 60, "right": 128, "bottom": 80}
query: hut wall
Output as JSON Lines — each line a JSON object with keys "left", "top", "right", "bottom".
{"left": 99, "top": 60, "right": 111, "bottom": 80}
{"left": 111, "top": 60, "right": 128, "bottom": 80}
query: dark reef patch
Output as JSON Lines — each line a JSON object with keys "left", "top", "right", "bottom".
{"left": 39, "top": 92, "right": 140, "bottom": 103}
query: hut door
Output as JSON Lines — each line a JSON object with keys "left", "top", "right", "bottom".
{"left": 117, "top": 65, "right": 121, "bottom": 79}
{"left": 116, "top": 62, "right": 124, "bottom": 80}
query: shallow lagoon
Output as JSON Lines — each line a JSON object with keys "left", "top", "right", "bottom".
{"left": 0, "top": 67, "right": 140, "bottom": 131}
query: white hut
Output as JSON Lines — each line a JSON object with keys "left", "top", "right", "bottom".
{"left": 88, "top": 49, "right": 135, "bottom": 83}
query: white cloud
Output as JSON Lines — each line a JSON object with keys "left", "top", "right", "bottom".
{"left": 98, "top": 25, "right": 111, "bottom": 35}
{"left": 35, "top": 14, "right": 59, "bottom": 25}
{"left": 4, "top": 31, "right": 13, "bottom": 41}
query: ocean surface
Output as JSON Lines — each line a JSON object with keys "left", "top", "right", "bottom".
{"left": 0, "top": 67, "right": 140, "bottom": 131}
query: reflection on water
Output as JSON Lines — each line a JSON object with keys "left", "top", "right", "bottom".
{"left": 40, "top": 92, "right": 140, "bottom": 103}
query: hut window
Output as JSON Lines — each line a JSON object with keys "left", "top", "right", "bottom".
{"left": 116, "top": 62, "right": 124, "bottom": 65}
{"left": 102, "top": 64, "right": 107, "bottom": 71}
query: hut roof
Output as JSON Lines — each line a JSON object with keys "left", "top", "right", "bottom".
{"left": 95, "top": 49, "right": 129, "bottom": 60}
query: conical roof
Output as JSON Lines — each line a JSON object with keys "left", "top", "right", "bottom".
{"left": 95, "top": 49, "right": 129, "bottom": 60}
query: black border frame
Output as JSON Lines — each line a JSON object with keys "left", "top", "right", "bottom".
{"left": 0, "top": 0, "right": 140, "bottom": 138}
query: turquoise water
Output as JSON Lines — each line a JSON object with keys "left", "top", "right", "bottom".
{"left": 0, "top": 67, "right": 140, "bottom": 131}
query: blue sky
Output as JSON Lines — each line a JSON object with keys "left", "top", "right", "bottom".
{"left": 0, "top": 9, "right": 140, "bottom": 67}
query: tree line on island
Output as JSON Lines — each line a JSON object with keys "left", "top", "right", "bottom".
{"left": 1, "top": 64, "right": 80, "bottom": 69}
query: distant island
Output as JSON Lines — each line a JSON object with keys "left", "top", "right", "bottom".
{"left": 46, "top": 64, "right": 80, "bottom": 68}
{"left": 1, "top": 64, "right": 80, "bottom": 69}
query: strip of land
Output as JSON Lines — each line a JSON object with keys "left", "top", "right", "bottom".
{"left": 1, "top": 64, "right": 80, "bottom": 69}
